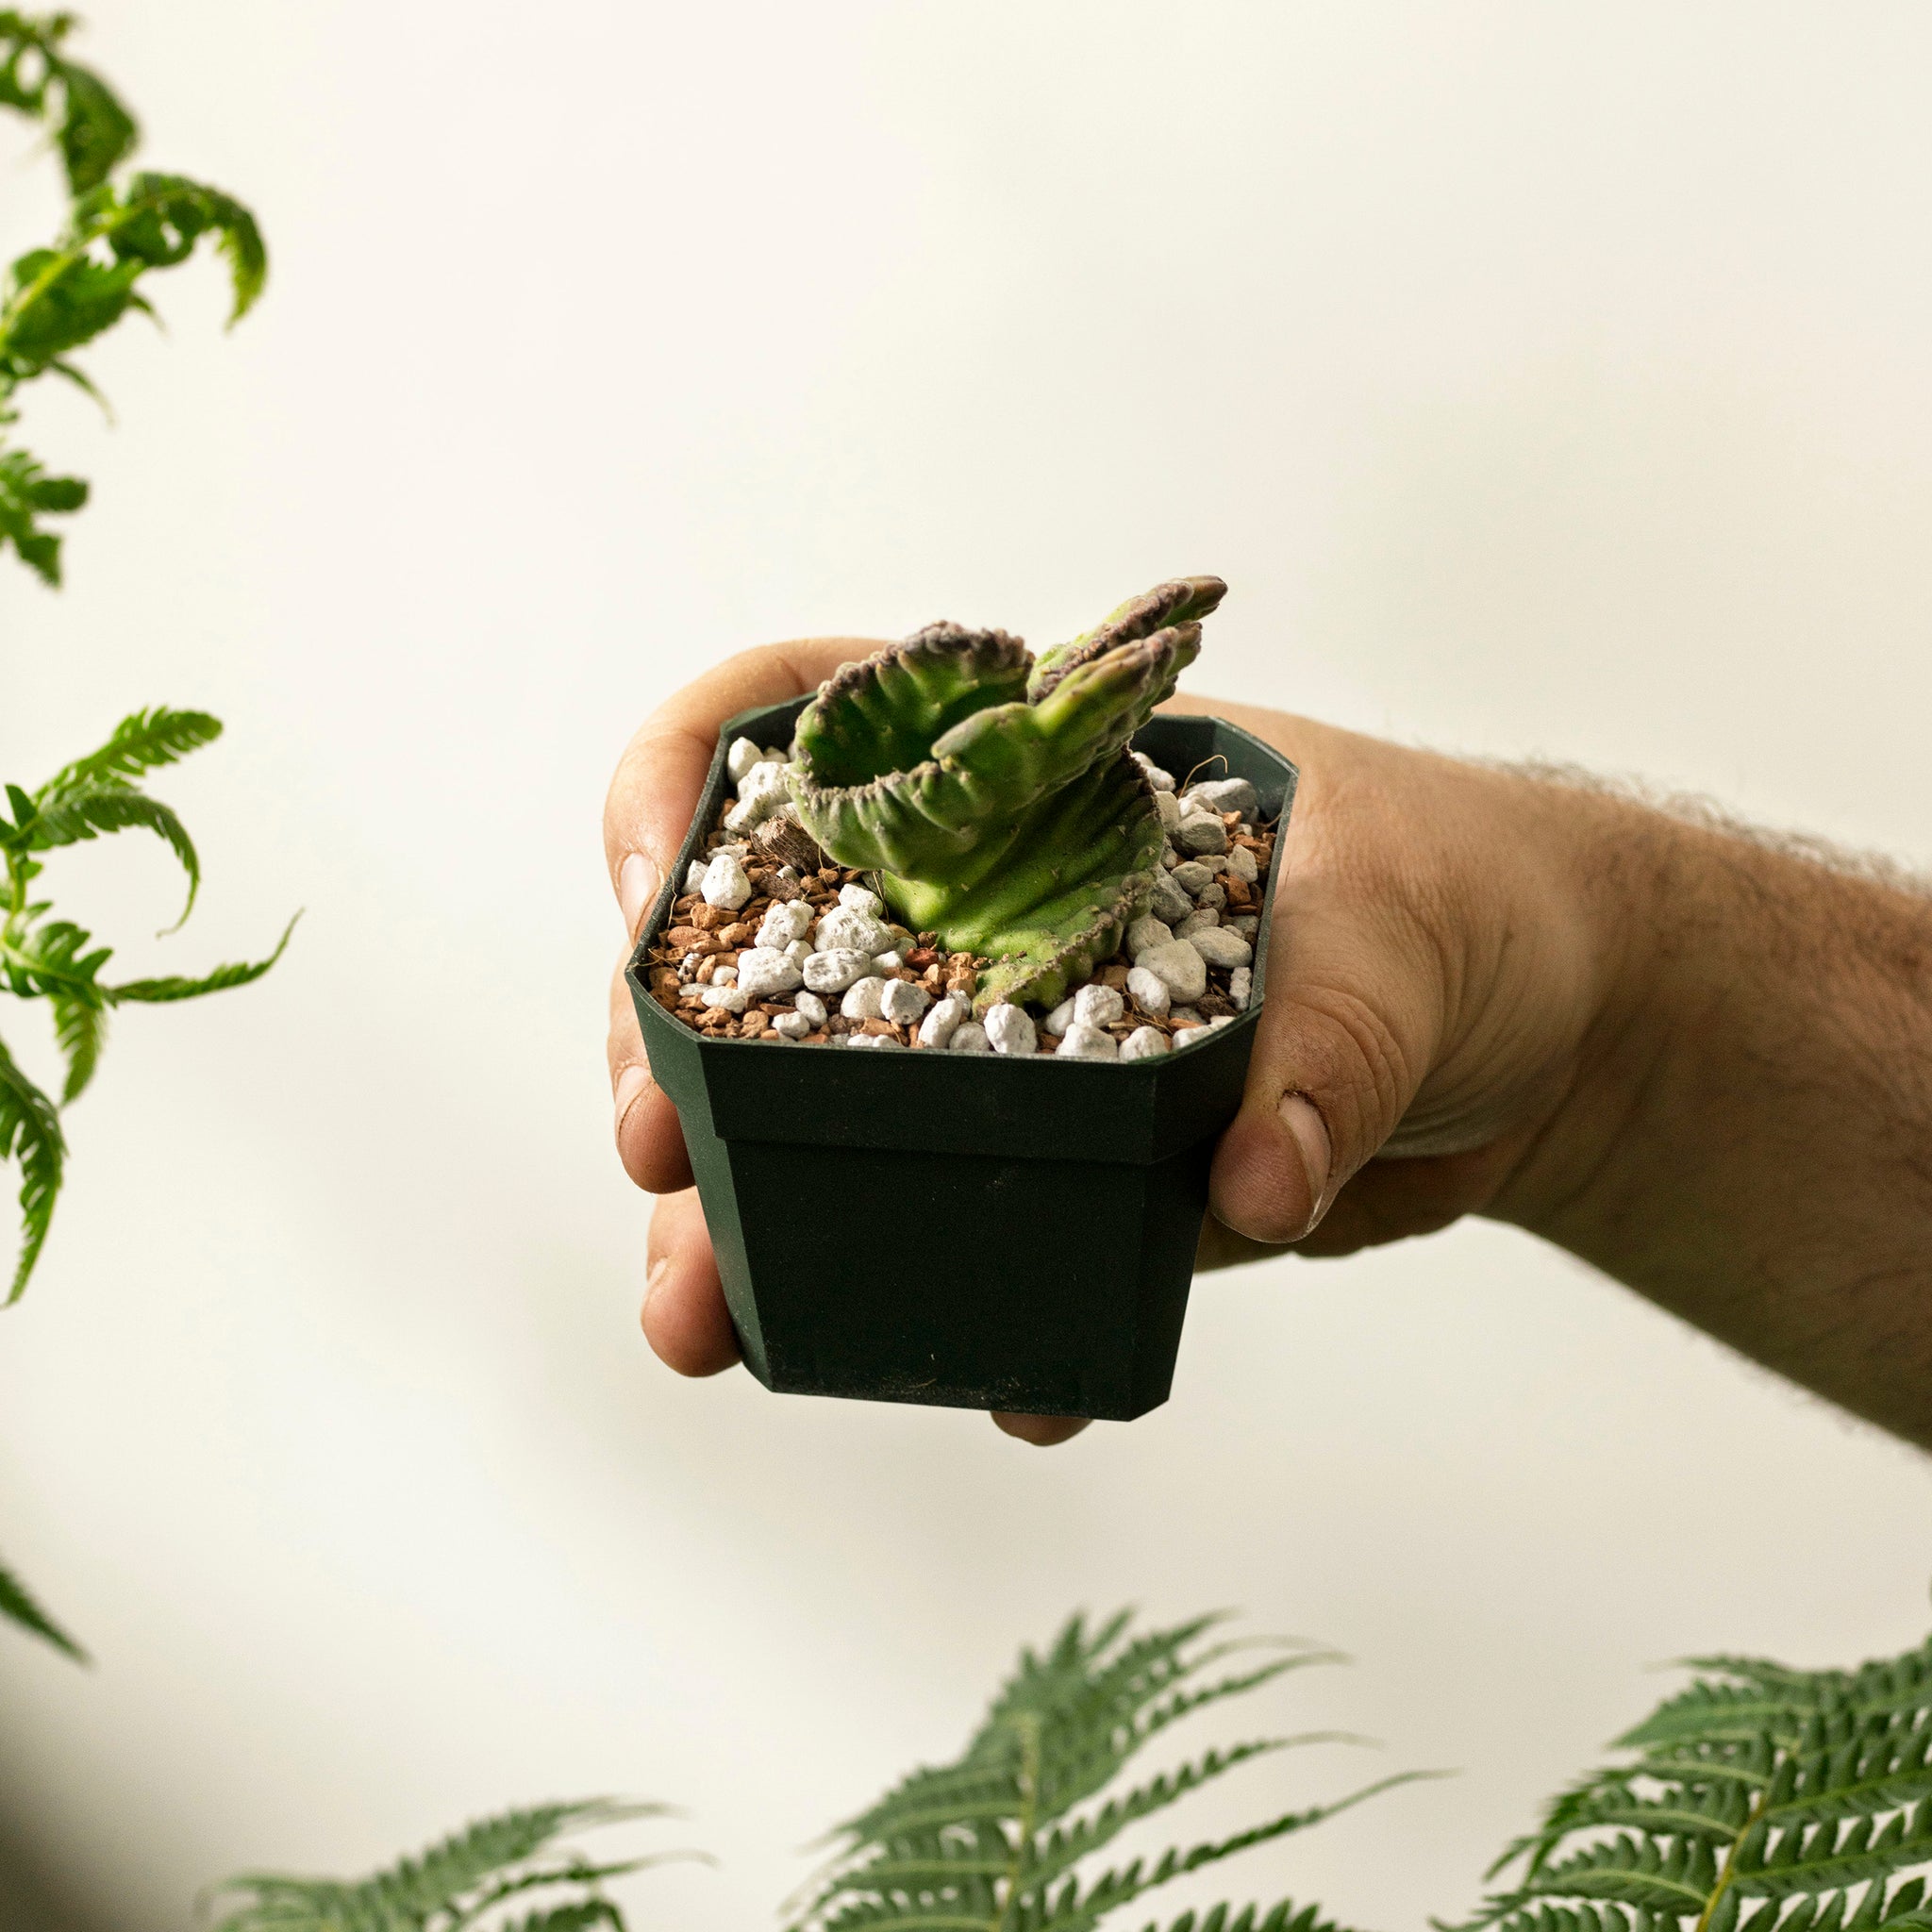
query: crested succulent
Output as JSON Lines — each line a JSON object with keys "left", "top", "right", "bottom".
{"left": 786, "top": 576, "right": 1225, "bottom": 1009}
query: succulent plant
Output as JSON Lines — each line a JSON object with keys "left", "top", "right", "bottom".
{"left": 786, "top": 576, "right": 1224, "bottom": 1009}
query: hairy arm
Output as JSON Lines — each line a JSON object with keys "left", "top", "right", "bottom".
{"left": 1191, "top": 694, "right": 1932, "bottom": 1449}
{"left": 1499, "top": 787, "right": 1932, "bottom": 1441}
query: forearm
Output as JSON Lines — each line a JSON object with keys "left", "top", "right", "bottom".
{"left": 1500, "top": 794, "right": 1932, "bottom": 1444}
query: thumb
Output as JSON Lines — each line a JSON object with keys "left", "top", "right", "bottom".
{"left": 1208, "top": 869, "right": 1444, "bottom": 1244}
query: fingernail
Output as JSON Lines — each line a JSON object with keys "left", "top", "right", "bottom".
{"left": 1278, "top": 1092, "right": 1332, "bottom": 1235}
{"left": 613, "top": 1063, "right": 649, "bottom": 1137}
{"left": 618, "top": 852, "right": 659, "bottom": 939}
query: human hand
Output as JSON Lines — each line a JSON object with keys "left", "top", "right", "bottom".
{"left": 605, "top": 658, "right": 1636, "bottom": 1445}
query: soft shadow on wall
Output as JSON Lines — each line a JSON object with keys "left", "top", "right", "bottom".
{"left": 0, "top": 1816, "right": 120, "bottom": 1932}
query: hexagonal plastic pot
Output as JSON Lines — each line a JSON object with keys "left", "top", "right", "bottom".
{"left": 625, "top": 698, "right": 1297, "bottom": 1421}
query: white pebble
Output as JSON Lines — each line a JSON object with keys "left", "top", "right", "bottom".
{"left": 1176, "top": 814, "right": 1228, "bottom": 857}
{"left": 1226, "top": 914, "right": 1259, "bottom": 940}
{"left": 1150, "top": 872, "right": 1193, "bottom": 924}
{"left": 711, "top": 964, "right": 738, "bottom": 985}
{"left": 1043, "top": 997, "right": 1077, "bottom": 1037}
{"left": 1073, "top": 983, "right": 1124, "bottom": 1028}
{"left": 1162, "top": 843, "right": 1180, "bottom": 869}
{"left": 1195, "top": 882, "right": 1227, "bottom": 910}
{"left": 985, "top": 1004, "right": 1038, "bottom": 1056}
{"left": 771, "top": 1010, "right": 813, "bottom": 1040}
{"left": 1156, "top": 790, "right": 1182, "bottom": 833}
{"left": 700, "top": 984, "right": 748, "bottom": 1013}
{"left": 1056, "top": 1023, "right": 1119, "bottom": 1060}
{"left": 873, "top": 952, "right": 904, "bottom": 974}
{"left": 1227, "top": 843, "right": 1258, "bottom": 883}
{"left": 1186, "top": 776, "right": 1258, "bottom": 817}
{"left": 949, "top": 1021, "right": 993, "bottom": 1054}
{"left": 1173, "top": 1024, "right": 1209, "bottom": 1048}
{"left": 1126, "top": 914, "right": 1174, "bottom": 959}
{"left": 784, "top": 939, "right": 813, "bottom": 968}
{"left": 1058, "top": 1020, "right": 1120, "bottom": 1066}
{"left": 737, "top": 947, "right": 803, "bottom": 1000}
{"left": 1169, "top": 860, "right": 1213, "bottom": 895}
{"left": 1175, "top": 908, "right": 1220, "bottom": 939}
{"left": 815, "top": 906, "right": 891, "bottom": 956}
{"left": 1189, "top": 926, "right": 1253, "bottom": 970}
{"left": 725, "top": 736, "right": 764, "bottom": 784}
{"left": 724, "top": 759, "right": 791, "bottom": 832}
{"left": 756, "top": 899, "right": 814, "bottom": 949}
{"left": 841, "top": 977, "right": 887, "bottom": 1021}
{"left": 1229, "top": 967, "right": 1253, "bottom": 1012}
{"left": 845, "top": 1032, "right": 905, "bottom": 1050}
{"left": 1125, "top": 965, "right": 1171, "bottom": 1017}
{"left": 1137, "top": 940, "right": 1208, "bottom": 1004}
{"left": 701, "top": 852, "right": 752, "bottom": 910}
{"left": 793, "top": 991, "right": 828, "bottom": 1028}
{"left": 1120, "top": 1025, "right": 1171, "bottom": 1061}
{"left": 1169, "top": 1006, "right": 1202, "bottom": 1026}
{"left": 880, "top": 979, "right": 931, "bottom": 1025}
{"left": 683, "top": 859, "right": 708, "bottom": 893}
{"left": 918, "top": 993, "right": 971, "bottom": 1048}
{"left": 802, "top": 949, "right": 874, "bottom": 994}
{"left": 1132, "top": 751, "right": 1175, "bottom": 791}
{"left": 838, "top": 883, "right": 884, "bottom": 919}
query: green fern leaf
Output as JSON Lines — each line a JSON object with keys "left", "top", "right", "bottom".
{"left": 1135, "top": 1905, "right": 1370, "bottom": 1932}
{"left": 211, "top": 1800, "right": 673, "bottom": 1932}
{"left": 50, "top": 989, "right": 105, "bottom": 1102}
{"left": 0, "top": 1029, "right": 64, "bottom": 1301}
{"left": 0, "top": 917, "right": 112, "bottom": 1002}
{"left": 794, "top": 1611, "right": 1420, "bottom": 1932}
{"left": 28, "top": 784, "right": 201, "bottom": 925}
{"left": 0, "top": 1549, "right": 86, "bottom": 1659}
{"left": 0, "top": 441, "right": 88, "bottom": 584}
{"left": 34, "top": 706, "right": 222, "bottom": 801}
{"left": 1467, "top": 1637, "right": 1932, "bottom": 1932}
{"left": 110, "top": 910, "right": 300, "bottom": 1004}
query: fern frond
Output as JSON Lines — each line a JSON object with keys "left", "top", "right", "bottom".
{"left": 0, "top": 1549, "right": 86, "bottom": 1659}
{"left": 794, "top": 1610, "right": 1416, "bottom": 1932}
{"left": 210, "top": 1798, "right": 677, "bottom": 1932}
{"left": 1467, "top": 1637, "right": 1932, "bottom": 1932}
{"left": 110, "top": 910, "right": 300, "bottom": 1004}
{"left": 1135, "top": 1903, "right": 1370, "bottom": 1932}
{"left": 0, "top": 917, "right": 111, "bottom": 1002}
{"left": 27, "top": 783, "right": 201, "bottom": 926}
{"left": 0, "top": 1028, "right": 64, "bottom": 1300}
{"left": 50, "top": 988, "right": 105, "bottom": 1102}
{"left": 34, "top": 705, "right": 222, "bottom": 801}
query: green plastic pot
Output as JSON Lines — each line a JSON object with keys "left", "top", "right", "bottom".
{"left": 625, "top": 699, "right": 1297, "bottom": 1421}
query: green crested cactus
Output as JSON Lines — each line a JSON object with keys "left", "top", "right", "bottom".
{"left": 787, "top": 576, "right": 1225, "bottom": 1009}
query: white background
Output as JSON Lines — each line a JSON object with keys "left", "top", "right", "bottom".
{"left": 4, "top": 4, "right": 1932, "bottom": 1926}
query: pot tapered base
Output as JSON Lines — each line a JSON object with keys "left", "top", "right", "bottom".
{"left": 686, "top": 1127, "right": 1209, "bottom": 1419}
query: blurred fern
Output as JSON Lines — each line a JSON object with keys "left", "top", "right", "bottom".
{"left": 0, "top": 7, "right": 264, "bottom": 585}
{"left": 0, "top": 8, "right": 290, "bottom": 1662}
{"left": 208, "top": 1801, "right": 693, "bottom": 1932}
{"left": 786, "top": 1607, "right": 1431, "bottom": 1932}
{"left": 1457, "top": 1631, "right": 1932, "bottom": 1932}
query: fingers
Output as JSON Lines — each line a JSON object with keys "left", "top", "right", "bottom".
{"left": 604, "top": 636, "right": 882, "bottom": 1199}
{"left": 991, "top": 1412, "right": 1092, "bottom": 1445}
{"left": 608, "top": 960, "right": 693, "bottom": 1194}
{"left": 1208, "top": 760, "right": 1449, "bottom": 1246}
{"left": 642, "top": 1187, "right": 741, "bottom": 1376}
{"left": 603, "top": 636, "right": 886, "bottom": 942}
